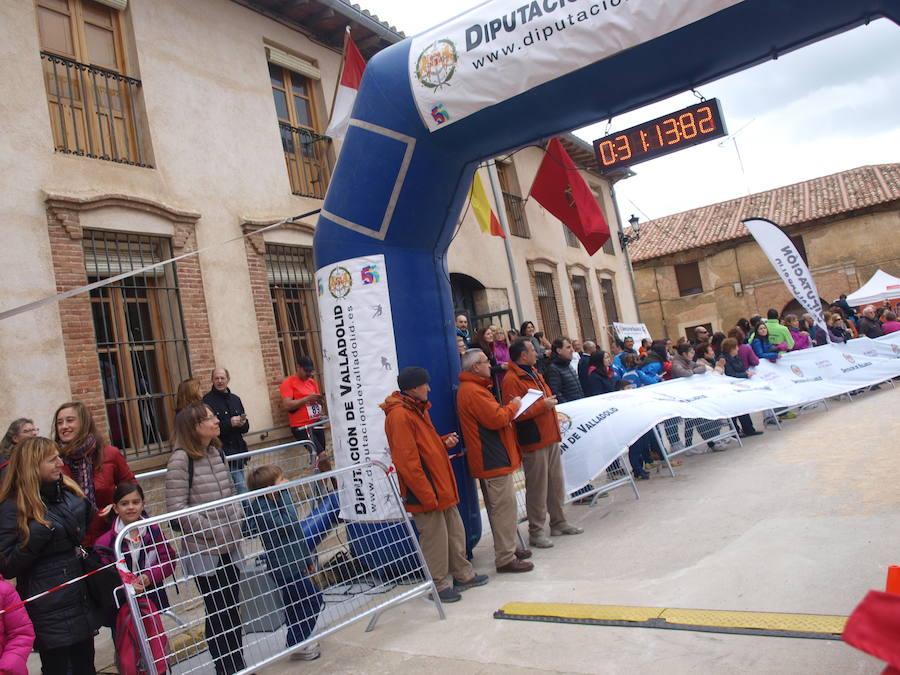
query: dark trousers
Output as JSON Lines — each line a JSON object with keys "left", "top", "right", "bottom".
{"left": 280, "top": 576, "right": 324, "bottom": 648}
{"left": 39, "top": 637, "right": 95, "bottom": 675}
{"left": 292, "top": 426, "right": 331, "bottom": 473}
{"left": 195, "top": 554, "right": 245, "bottom": 675}
{"left": 732, "top": 414, "right": 756, "bottom": 434}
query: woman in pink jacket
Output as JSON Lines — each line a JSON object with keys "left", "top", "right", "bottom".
{"left": 0, "top": 575, "right": 35, "bottom": 675}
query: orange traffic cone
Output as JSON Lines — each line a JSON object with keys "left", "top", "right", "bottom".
{"left": 886, "top": 566, "right": 900, "bottom": 595}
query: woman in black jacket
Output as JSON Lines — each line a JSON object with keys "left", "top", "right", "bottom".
{"left": 585, "top": 350, "right": 616, "bottom": 396}
{"left": 0, "top": 437, "right": 97, "bottom": 674}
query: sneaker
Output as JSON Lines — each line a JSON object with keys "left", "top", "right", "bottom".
{"left": 670, "top": 441, "right": 685, "bottom": 453}
{"left": 743, "top": 430, "right": 763, "bottom": 437}
{"left": 430, "top": 587, "right": 462, "bottom": 603}
{"left": 778, "top": 411, "right": 798, "bottom": 420}
{"left": 291, "top": 643, "right": 321, "bottom": 661}
{"left": 550, "top": 524, "right": 584, "bottom": 536}
{"left": 529, "top": 535, "right": 554, "bottom": 548}
{"left": 454, "top": 574, "right": 489, "bottom": 592}
{"left": 711, "top": 440, "right": 729, "bottom": 452}
{"left": 644, "top": 461, "right": 658, "bottom": 470}
{"left": 764, "top": 417, "right": 779, "bottom": 426}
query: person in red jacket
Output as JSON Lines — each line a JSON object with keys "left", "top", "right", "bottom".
{"left": 53, "top": 401, "right": 136, "bottom": 545}
{"left": 502, "top": 339, "right": 583, "bottom": 548}
{"left": 456, "top": 350, "right": 533, "bottom": 574}
{"left": 381, "top": 366, "right": 488, "bottom": 604}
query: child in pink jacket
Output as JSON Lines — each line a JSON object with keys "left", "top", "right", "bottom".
{"left": 0, "top": 575, "right": 35, "bottom": 675}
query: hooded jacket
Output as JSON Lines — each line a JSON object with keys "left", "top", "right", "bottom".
{"left": 765, "top": 318, "right": 795, "bottom": 350}
{"left": 457, "top": 372, "right": 521, "bottom": 478}
{"left": 165, "top": 445, "right": 243, "bottom": 561}
{"left": 500, "top": 361, "right": 560, "bottom": 452}
{"left": 381, "top": 392, "right": 459, "bottom": 514}
{"left": 0, "top": 480, "right": 97, "bottom": 651}
{"left": 0, "top": 576, "right": 33, "bottom": 675}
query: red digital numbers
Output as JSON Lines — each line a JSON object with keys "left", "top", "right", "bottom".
{"left": 593, "top": 99, "right": 726, "bottom": 172}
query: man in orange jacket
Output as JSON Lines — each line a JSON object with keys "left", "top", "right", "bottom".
{"left": 382, "top": 366, "right": 488, "bottom": 603}
{"left": 456, "top": 349, "right": 533, "bottom": 574}
{"left": 502, "top": 339, "right": 584, "bottom": 548}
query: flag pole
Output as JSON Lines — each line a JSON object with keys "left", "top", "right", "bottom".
{"left": 486, "top": 160, "right": 525, "bottom": 326}
{"left": 326, "top": 26, "right": 351, "bottom": 131}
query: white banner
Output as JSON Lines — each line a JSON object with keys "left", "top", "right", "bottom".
{"left": 558, "top": 338, "right": 900, "bottom": 492}
{"left": 743, "top": 217, "right": 829, "bottom": 340}
{"left": 408, "top": 0, "right": 742, "bottom": 132}
{"left": 612, "top": 322, "right": 651, "bottom": 342}
{"left": 316, "top": 254, "right": 403, "bottom": 521}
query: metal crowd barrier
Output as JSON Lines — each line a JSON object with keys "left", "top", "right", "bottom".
{"left": 135, "top": 418, "right": 328, "bottom": 512}
{"left": 652, "top": 416, "right": 742, "bottom": 476}
{"left": 115, "top": 460, "right": 443, "bottom": 675}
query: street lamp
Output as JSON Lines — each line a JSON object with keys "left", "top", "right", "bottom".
{"left": 620, "top": 214, "right": 641, "bottom": 248}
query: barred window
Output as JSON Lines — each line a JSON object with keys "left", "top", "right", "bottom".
{"left": 85, "top": 230, "right": 189, "bottom": 459}
{"left": 534, "top": 271, "right": 562, "bottom": 342}
{"left": 571, "top": 274, "right": 595, "bottom": 341}
{"left": 563, "top": 224, "right": 580, "bottom": 248}
{"left": 497, "top": 162, "right": 530, "bottom": 238}
{"left": 266, "top": 244, "right": 322, "bottom": 376}
{"left": 599, "top": 276, "right": 620, "bottom": 324}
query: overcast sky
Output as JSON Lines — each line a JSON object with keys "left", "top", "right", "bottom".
{"left": 359, "top": 2, "right": 900, "bottom": 224}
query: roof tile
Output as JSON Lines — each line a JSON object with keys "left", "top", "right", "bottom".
{"left": 629, "top": 164, "right": 899, "bottom": 262}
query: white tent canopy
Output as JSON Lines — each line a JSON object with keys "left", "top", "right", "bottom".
{"left": 846, "top": 269, "right": 900, "bottom": 307}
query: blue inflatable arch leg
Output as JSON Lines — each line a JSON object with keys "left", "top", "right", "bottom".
{"left": 314, "top": 0, "right": 899, "bottom": 569}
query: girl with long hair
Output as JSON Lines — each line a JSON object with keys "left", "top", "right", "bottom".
{"left": 166, "top": 403, "right": 245, "bottom": 675}
{"left": 53, "top": 402, "right": 136, "bottom": 546}
{"left": 0, "top": 437, "right": 97, "bottom": 674}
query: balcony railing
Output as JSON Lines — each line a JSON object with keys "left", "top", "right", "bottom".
{"left": 502, "top": 191, "right": 530, "bottom": 237}
{"left": 40, "top": 51, "right": 151, "bottom": 167}
{"left": 279, "top": 122, "right": 332, "bottom": 199}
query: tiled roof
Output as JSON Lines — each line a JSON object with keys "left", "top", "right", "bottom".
{"left": 629, "top": 164, "right": 900, "bottom": 262}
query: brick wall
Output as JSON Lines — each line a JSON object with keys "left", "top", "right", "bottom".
{"left": 243, "top": 227, "right": 289, "bottom": 428}
{"left": 47, "top": 206, "right": 108, "bottom": 438}
{"left": 45, "top": 194, "right": 210, "bottom": 462}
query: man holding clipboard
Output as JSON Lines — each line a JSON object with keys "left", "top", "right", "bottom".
{"left": 502, "top": 339, "right": 584, "bottom": 549}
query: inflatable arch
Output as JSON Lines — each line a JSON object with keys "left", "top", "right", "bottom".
{"left": 313, "top": 0, "right": 900, "bottom": 565}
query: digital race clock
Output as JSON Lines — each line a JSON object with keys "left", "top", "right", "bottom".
{"left": 592, "top": 99, "right": 728, "bottom": 173}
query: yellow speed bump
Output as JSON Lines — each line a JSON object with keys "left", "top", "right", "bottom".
{"left": 494, "top": 603, "right": 847, "bottom": 640}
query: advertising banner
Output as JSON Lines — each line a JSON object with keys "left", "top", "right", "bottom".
{"left": 316, "top": 254, "right": 404, "bottom": 521}
{"left": 408, "top": 0, "right": 742, "bottom": 132}
{"left": 743, "top": 217, "right": 829, "bottom": 340}
{"left": 612, "top": 322, "right": 652, "bottom": 342}
{"left": 558, "top": 339, "right": 900, "bottom": 492}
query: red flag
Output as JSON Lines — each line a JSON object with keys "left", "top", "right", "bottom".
{"left": 325, "top": 33, "right": 366, "bottom": 140}
{"left": 529, "top": 137, "right": 610, "bottom": 255}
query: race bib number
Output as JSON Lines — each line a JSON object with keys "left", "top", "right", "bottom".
{"left": 307, "top": 402, "right": 322, "bottom": 418}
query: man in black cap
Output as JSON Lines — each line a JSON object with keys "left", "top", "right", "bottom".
{"left": 381, "top": 366, "right": 488, "bottom": 603}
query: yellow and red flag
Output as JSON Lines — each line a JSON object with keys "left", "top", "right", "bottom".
{"left": 469, "top": 171, "right": 504, "bottom": 238}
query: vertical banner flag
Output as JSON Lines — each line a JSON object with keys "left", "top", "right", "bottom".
{"left": 316, "top": 254, "right": 404, "bottom": 520}
{"left": 530, "top": 137, "right": 610, "bottom": 254}
{"left": 743, "top": 217, "right": 829, "bottom": 341}
{"left": 469, "top": 170, "right": 505, "bottom": 237}
{"left": 325, "top": 33, "right": 366, "bottom": 141}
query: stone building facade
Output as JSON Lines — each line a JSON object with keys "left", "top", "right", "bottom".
{"left": 628, "top": 164, "right": 900, "bottom": 341}
{"left": 0, "top": 0, "right": 636, "bottom": 469}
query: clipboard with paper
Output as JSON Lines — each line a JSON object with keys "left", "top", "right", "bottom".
{"left": 514, "top": 388, "right": 545, "bottom": 419}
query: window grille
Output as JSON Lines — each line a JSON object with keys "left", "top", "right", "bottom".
{"left": 85, "top": 230, "right": 189, "bottom": 459}
{"left": 266, "top": 244, "right": 322, "bottom": 376}
{"left": 534, "top": 271, "right": 562, "bottom": 341}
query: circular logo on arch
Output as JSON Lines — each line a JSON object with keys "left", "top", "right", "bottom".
{"left": 328, "top": 267, "right": 352, "bottom": 299}
{"left": 415, "top": 39, "right": 458, "bottom": 89}
{"left": 557, "top": 411, "right": 572, "bottom": 436}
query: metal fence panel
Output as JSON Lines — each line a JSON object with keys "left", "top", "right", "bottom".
{"left": 652, "top": 416, "right": 742, "bottom": 476}
{"left": 116, "top": 461, "right": 443, "bottom": 674}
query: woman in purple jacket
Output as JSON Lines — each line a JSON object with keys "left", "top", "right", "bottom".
{"left": 727, "top": 327, "right": 760, "bottom": 370}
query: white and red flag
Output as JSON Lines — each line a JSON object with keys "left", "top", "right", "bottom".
{"left": 325, "top": 32, "right": 366, "bottom": 141}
